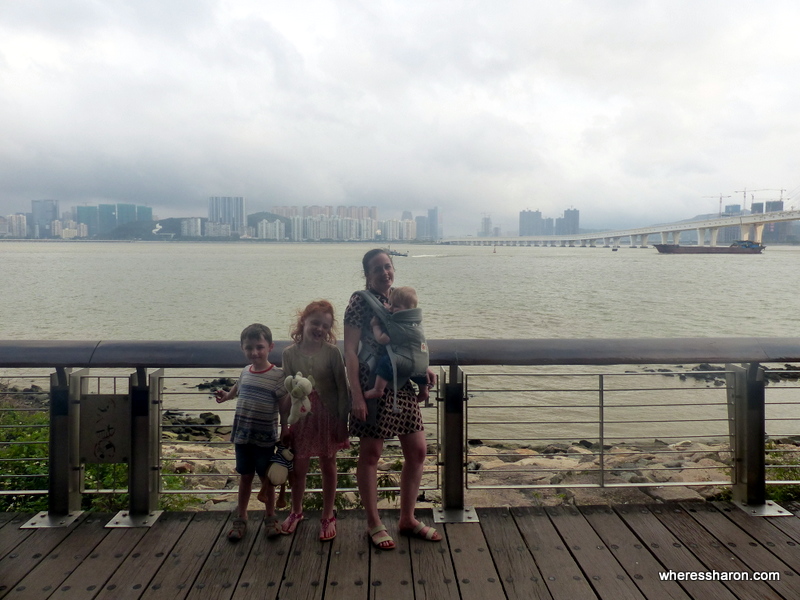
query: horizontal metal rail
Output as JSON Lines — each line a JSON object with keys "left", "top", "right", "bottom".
{"left": 3, "top": 337, "right": 800, "bottom": 368}
{"left": 1, "top": 337, "right": 799, "bottom": 523}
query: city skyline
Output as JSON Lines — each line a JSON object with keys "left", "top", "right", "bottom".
{"left": 3, "top": 3, "right": 800, "bottom": 236}
{"left": 3, "top": 196, "right": 799, "bottom": 243}
{"left": 0, "top": 198, "right": 444, "bottom": 242}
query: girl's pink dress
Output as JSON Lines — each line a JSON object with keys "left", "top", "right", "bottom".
{"left": 282, "top": 342, "right": 350, "bottom": 459}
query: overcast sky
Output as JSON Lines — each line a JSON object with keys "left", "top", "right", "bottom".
{"left": 2, "top": 1, "right": 800, "bottom": 236}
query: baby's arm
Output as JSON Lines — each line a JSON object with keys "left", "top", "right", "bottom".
{"left": 370, "top": 316, "right": 391, "bottom": 345}
{"left": 214, "top": 382, "right": 238, "bottom": 403}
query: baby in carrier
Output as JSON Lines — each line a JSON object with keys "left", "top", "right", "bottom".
{"left": 363, "top": 286, "right": 430, "bottom": 402}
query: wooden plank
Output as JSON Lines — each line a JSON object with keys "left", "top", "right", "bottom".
{"left": 580, "top": 506, "right": 690, "bottom": 600}
{"left": 477, "top": 507, "right": 552, "bottom": 600}
{"left": 94, "top": 511, "right": 194, "bottom": 600}
{"left": 231, "top": 513, "right": 294, "bottom": 600}
{"left": 679, "top": 502, "right": 797, "bottom": 599}
{"left": 761, "top": 510, "right": 800, "bottom": 546}
{"left": 651, "top": 504, "right": 782, "bottom": 600}
{"left": 511, "top": 506, "right": 598, "bottom": 600}
{"left": 0, "top": 512, "right": 91, "bottom": 599}
{"left": 322, "top": 510, "right": 369, "bottom": 600}
{"left": 711, "top": 501, "right": 800, "bottom": 574}
{"left": 0, "top": 514, "right": 34, "bottom": 561}
{"left": 0, "top": 514, "right": 20, "bottom": 533}
{"left": 185, "top": 512, "right": 264, "bottom": 600}
{"left": 546, "top": 506, "right": 644, "bottom": 600}
{"left": 277, "top": 511, "right": 330, "bottom": 600}
{"left": 614, "top": 506, "right": 738, "bottom": 600}
{"left": 0, "top": 512, "right": 105, "bottom": 600}
{"left": 369, "top": 511, "right": 415, "bottom": 600}
{"left": 406, "top": 510, "right": 460, "bottom": 600}
{"left": 142, "top": 511, "right": 228, "bottom": 600}
{"left": 444, "top": 521, "right": 505, "bottom": 600}
{"left": 50, "top": 525, "right": 149, "bottom": 600}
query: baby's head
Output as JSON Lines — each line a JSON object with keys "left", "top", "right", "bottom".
{"left": 389, "top": 286, "right": 418, "bottom": 312}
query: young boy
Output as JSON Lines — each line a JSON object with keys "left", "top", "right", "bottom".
{"left": 364, "top": 286, "right": 431, "bottom": 403}
{"left": 215, "top": 323, "right": 289, "bottom": 541}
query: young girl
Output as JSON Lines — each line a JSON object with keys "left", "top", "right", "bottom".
{"left": 280, "top": 300, "right": 350, "bottom": 541}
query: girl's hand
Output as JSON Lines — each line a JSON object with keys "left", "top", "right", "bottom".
{"left": 214, "top": 390, "right": 227, "bottom": 403}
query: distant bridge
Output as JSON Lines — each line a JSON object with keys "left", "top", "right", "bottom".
{"left": 442, "top": 210, "right": 800, "bottom": 247}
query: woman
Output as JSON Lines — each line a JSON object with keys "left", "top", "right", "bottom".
{"left": 344, "top": 248, "right": 441, "bottom": 549}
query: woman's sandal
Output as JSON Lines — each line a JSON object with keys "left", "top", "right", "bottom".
{"left": 227, "top": 517, "right": 247, "bottom": 541}
{"left": 319, "top": 516, "right": 337, "bottom": 541}
{"left": 368, "top": 524, "right": 396, "bottom": 550}
{"left": 281, "top": 512, "right": 304, "bottom": 534}
{"left": 399, "top": 521, "right": 442, "bottom": 542}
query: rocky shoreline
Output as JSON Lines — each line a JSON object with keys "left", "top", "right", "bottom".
{"left": 160, "top": 423, "right": 800, "bottom": 512}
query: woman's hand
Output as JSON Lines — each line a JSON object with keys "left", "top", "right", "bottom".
{"left": 425, "top": 368, "right": 437, "bottom": 390}
{"left": 351, "top": 396, "right": 368, "bottom": 422}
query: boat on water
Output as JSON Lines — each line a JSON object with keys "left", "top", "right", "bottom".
{"left": 654, "top": 240, "right": 765, "bottom": 254}
{"left": 385, "top": 248, "right": 408, "bottom": 257}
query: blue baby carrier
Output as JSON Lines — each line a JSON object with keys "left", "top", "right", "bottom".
{"left": 355, "top": 290, "right": 429, "bottom": 411}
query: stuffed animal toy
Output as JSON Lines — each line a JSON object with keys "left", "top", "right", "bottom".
{"left": 285, "top": 372, "right": 314, "bottom": 425}
{"left": 267, "top": 444, "right": 294, "bottom": 486}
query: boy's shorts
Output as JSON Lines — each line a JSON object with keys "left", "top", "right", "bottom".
{"left": 234, "top": 443, "right": 275, "bottom": 478}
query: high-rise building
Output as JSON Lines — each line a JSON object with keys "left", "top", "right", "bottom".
{"left": 137, "top": 205, "right": 153, "bottom": 221}
{"left": 98, "top": 204, "right": 118, "bottom": 235}
{"left": 427, "top": 207, "right": 440, "bottom": 241}
{"left": 181, "top": 218, "right": 202, "bottom": 237}
{"left": 31, "top": 199, "right": 59, "bottom": 238}
{"left": 479, "top": 215, "right": 492, "bottom": 237}
{"left": 519, "top": 210, "right": 543, "bottom": 236}
{"left": 763, "top": 200, "right": 787, "bottom": 242}
{"left": 721, "top": 204, "right": 742, "bottom": 242}
{"left": 415, "top": 215, "right": 429, "bottom": 240}
{"left": 557, "top": 208, "right": 580, "bottom": 235}
{"left": 257, "top": 219, "right": 285, "bottom": 240}
{"left": 8, "top": 214, "right": 27, "bottom": 238}
{"left": 76, "top": 206, "right": 99, "bottom": 237}
{"left": 117, "top": 203, "right": 137, "bottom": 225}
{"left": 208, "top": 196, "right": 246, "bottom": 235}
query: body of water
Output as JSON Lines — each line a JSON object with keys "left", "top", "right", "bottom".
{"left": 3, "top": 241, "right": 799, "bottom": 442}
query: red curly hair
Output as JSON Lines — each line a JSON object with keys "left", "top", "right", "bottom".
{"left": 290, "top": 300, "right": 337, "bottom": 344}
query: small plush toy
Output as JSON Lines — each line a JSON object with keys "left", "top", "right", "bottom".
{"left": 285, "top": 371, "right": 314, "bottom": 425}
{"left": 267, "top": 444, "right": 294, "bottom": 486}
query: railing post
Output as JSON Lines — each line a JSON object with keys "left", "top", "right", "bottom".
{"left": 435, "top": 364, "right": 477, "bottom": 523}
{"left": 726, "top": 362, "right": 788, "bottom": 516}
{"left": 23, "top": 368, "right": 85, "bottom": 528}
{"left": 109, "top": 368, "right": 162, "bottom": 527}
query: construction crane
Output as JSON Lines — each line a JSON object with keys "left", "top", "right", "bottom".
{"left": 734, "top": 188, "right": 786, "bottom": 210}
{"left": 733, "top": 188, "right": 779, "bottom": 211}
{"left": 703, "top": 194, "right": 731, "bottom": 216}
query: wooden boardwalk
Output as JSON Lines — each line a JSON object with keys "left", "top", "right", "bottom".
{"left": 1, "top": 502, "right": 799, "bottom": 599}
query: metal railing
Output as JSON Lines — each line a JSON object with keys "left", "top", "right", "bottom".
{"left": 1, "top": 337, "right": 799, "bottom": 525}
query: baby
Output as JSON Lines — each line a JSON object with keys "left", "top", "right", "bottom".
{"left": 364, "top": 286, "right": 430, "bottom": 402}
